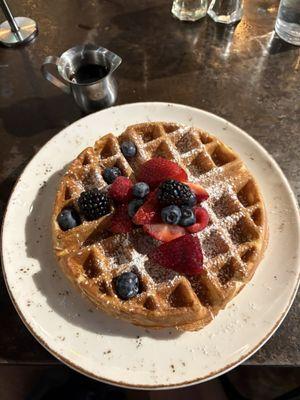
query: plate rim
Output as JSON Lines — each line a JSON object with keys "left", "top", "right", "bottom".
{"left": 1, "top": 101, "right": 300, "bottom": 389}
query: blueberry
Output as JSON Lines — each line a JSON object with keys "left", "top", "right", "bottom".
{"left": 57, "top": 208, "right": 80, "bottom": 231}
{"left": 115, "top": 272, "right": 139, "bottom": 300}
{"left": 132, "top": 182, "right": 150, "bottom": 199}
{"left": 128, "top": 199, "right": 144, "bottom": 218}
{"left": 179, "top": 206, "right": 196, "bottom": 227}
{"left": 187, "top": 192, "right": 197, "bottom": 207}
{"left": 121, "top": 141, "right": 137, "bottom": 157}
{"left": 103, "top": 167, "right": 121, "bottom": 184}
{"left": 161, "top": 205, "right": 182, "bottom": 225}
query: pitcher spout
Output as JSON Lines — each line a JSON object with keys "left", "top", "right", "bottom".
{"left": 97, "top": 47, "right": 122, "bottom": 73}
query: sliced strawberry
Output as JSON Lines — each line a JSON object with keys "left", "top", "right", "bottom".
{"left": 138, "top": 157, "right": 188, "bottom": 189}
{"left": 109, "top": 204, "right": 133, "bottom": 233}
{"left": 132, "top": 191, "right": 161, "bottom": 225}
{"left": 149, "top": 235, "right": 204, "bottom": 275}
{"left": 143, "top": 223, "right": 186, "bottom": 242}
{"left": 108, "top": 176, "right": 133, "bottom": 203}
{"left": 187, "top": 207, "right": 209, "bottom": 233}
{"left": 185, "top": 182, "right": 209, "bottom": 202}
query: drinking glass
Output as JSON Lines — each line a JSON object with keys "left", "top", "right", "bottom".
{"left": 275, "top": 0, "right": 300, "bottom": 46}
{"left": 208, "top": 0, "right": 243, "bottom": 24}
{"left": 172, "top": 0, "right": 208, "bottom": 21}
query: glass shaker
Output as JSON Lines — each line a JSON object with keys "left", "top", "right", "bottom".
{"left": 172, "top": 0, "right": 208, "bottom": 21}
{"left": 208, "top": 0, "right": 243, "bottom": 24}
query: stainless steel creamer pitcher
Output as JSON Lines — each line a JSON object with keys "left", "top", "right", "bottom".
{"left": 41, "top": 44, "right": 122, "bottom": 113}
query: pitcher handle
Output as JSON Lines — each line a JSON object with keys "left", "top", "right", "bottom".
{"left": 41, "top": 56, "right": 70, "bottom": 94}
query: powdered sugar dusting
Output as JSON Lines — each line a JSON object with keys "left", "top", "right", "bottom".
{"left": 83, "top": 168, "right": 105, "bottom": 190}
{"left": 102, "top": 230, "right": 181, "bottom": 292}
{"left": 194, "top": 179, "right": 260, "bottom": 278}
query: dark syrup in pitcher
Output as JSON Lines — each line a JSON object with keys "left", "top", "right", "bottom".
{"left": 70, "top": 64, "right": 109, "bottom": 84}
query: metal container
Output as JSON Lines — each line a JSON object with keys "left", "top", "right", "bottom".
{"left": 41, "top": 44, "right": 122, "bottom": 113}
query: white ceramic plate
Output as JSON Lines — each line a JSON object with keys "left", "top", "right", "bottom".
{"left": 2, "top": 102, "right": 300, "bottom": 389}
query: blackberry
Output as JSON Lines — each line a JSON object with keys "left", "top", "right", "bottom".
{"left": 78, "top": 188, "right": 111, "bottom": 221}
{"left": 157, "top": 179, "right": 193, "bottom": 206}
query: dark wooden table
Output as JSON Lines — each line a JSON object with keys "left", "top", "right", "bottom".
{"left": 0, "top": 0, "right": 299, "bottom": 366}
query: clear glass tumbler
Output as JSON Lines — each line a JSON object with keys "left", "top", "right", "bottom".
{"left": 275, "top": 0, "right": 300, "bottom": 46}
{"left": 172, "top": 0, "right": 208, "bottom": 21}
{"left": 208, "top": 0, "right": 243, "bottom": 24}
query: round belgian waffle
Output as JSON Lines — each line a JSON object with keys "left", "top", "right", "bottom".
{"left": 52, "top": 122, "right": 268, "bottom": 331}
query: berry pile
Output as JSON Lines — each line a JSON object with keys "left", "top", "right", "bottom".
{"left": 57, "top": 154, "right": 210, "bottom": 293}
{"left": 128, "top": 158, "right": 210, "bottom": 247}
{"left": 102, "top": 157, "right": 210, "bottom": 244}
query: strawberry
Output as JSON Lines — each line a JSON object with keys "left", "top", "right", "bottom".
{"left": 149, "top": 235, "right": 204, "bottom": 275}
{"left": 187, "top": 207, "right": 209, "bottom": 233}
{"left": 108, "top": 176, "right": 133, "bottom": 203}
{"left": 109, "top": 204, "right": 133, "bottom": 233}
{"left": 143, "top": 223, "right": 186, "bottom": 242}
{"left": 138, "top": 157, "right": 188, "bottom": 189}
{"left": 132, "top": 191, "right": 161, "bottom": 225}
{"left": 185, "top": 182, "right": 209, "bottom": 203}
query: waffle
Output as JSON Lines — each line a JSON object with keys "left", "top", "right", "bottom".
{"left": 52, "top": 122, "right": 268, "bottom": 331}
